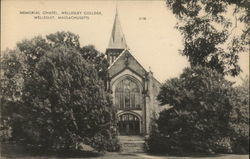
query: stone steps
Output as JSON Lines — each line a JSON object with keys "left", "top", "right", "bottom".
{"left": 118, "top": 136, "right": 145, "bottom": 153}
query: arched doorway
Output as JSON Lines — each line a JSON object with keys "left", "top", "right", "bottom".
{"left": 118, "top": 113, "right": 140, "bottom": 135}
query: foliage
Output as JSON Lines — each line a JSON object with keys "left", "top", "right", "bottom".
{"left": 166, "top": 0, "right": 249, "bottom": 76}
{"left": 17, "top": 36, "right": 50, "bottom": 74}
{"left": 159, "top": 1, "right": 249, "bottom": 154}
{"left": 0, "top": 49, "right": 24, "bottom": 101}
{"left": 0, "top": 32, "right": 118, "bottom": 152}
{"left": 145, "top": 119, "right": 167, "bottom": 153}
{"left": 80, "top": 45, "right": 109, "bottom": 82}
{"left": 46, "top": 31, "right": 80, "bottom": 48}
{"left": 15, "top": 46, "right": 116, "bottom": 151}
{"left": 0, "top": 49, "right": 24, "bottom": 141}
{"left": 147, "top": 66, "right": 238, "bottom": 154}
{"left": 16, "top": 31, "right": 107, "bottom": 81}
{"left": 229, "top": 76, "right": 249, "bottom": 153}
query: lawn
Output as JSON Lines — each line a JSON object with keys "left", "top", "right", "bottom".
{"left": 1, "top": 143, "right": 249, "bottom": 159}
{"left": 1, "top": 152, "right": 249, "bottom": 159}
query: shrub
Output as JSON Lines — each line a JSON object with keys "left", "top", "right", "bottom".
{"left": 147, "top": 66, "right": 240, "bottom": 154}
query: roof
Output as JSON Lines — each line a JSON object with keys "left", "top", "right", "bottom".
{"left": 107, "top": 9, "right": 127, "bottom": 49}
{"left": 108, "top": 49, "right": 147, "bottom": 79}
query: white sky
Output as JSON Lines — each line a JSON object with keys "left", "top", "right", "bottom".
{"left": 1, "top": 0, "right": 249, "bottom": 83}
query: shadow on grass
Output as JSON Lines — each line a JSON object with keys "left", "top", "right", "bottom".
{"left": 2, "top": 151, "right": 103, "bottom": 159}
{"left": 1, "top": 142, "right": 103, "bottom": 158}
{"left": 145, "top": 152, "right": 231, "bottom": 158}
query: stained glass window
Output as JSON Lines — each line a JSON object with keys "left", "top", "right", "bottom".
{"left": 115, "top": 78, "right": 141, "bottom": 110}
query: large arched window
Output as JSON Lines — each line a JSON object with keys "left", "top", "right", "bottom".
{"left": 115, "top": 78, "right": 141, "bottom": 110}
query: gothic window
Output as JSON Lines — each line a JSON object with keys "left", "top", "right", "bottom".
{"left": 115, "top": 78, "right": 141, "bottom": 110}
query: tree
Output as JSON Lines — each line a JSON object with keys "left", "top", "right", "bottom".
{"left": 16, "top": 46, "right": 117, "bottom": 151}
{"left": 1, "top": 32, "right": 119, "bottom": 152}
{"left": 147, "top": 66, "right": 237, "bottom": 154}
{"left": 165, "top": 0, "right": 249, "bottom": 76}
{"left": 154, "top": 1, "right": 250, "bottom": 154}
{"left": 16, "top": 31, "right": 108, "bottom": 82}
{"left": 80, "top": 45, "right": 109, "bottom": 82}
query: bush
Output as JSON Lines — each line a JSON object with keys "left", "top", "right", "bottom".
{"left": 231, "top": 136, "right": 249, "bottom": 154}
{"left": 147, "top": 66, "right": 241, "bottom": 154}
{"left": 229, "top": 77, "right": 249, "bottom": 154}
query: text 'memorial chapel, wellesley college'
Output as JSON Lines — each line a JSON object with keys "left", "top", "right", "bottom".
{"left": 105, "top": 10, "right": 162, "bottom": 136}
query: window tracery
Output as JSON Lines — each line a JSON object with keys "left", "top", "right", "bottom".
{"left": 115, "top": 78, "right": 141, "bottom": 110}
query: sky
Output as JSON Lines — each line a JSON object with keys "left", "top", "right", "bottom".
{"left": 1, "top": 0, "right": 249, "bottom": 83}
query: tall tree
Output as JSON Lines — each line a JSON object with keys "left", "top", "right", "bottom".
{"left": 166, "top": 0, "right": 249, "bottom": 76}
{"left": 1, "top": 32, "right": 118, "bottom": 151}
{"left": 16, "top": 46, "right": 117, "bottom": 151}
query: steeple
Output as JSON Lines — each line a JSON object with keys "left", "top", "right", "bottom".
{"left": 108, "top": 8, "right": 127, "bottom": 49}
{"left": 106, "top": 8, "right": 128, "bottom": 64}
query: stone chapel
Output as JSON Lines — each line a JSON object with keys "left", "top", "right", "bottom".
{"left": 105, "top": 10, "right": 162, "bottom": 136}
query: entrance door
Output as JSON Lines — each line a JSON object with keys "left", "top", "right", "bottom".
{"left": 118, "top": 113, "right": 140, "bottom": 135}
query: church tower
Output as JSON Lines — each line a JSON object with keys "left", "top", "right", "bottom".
{"left": 106, "top": 9, "right": 127, "bottom": 64}
{"left": 106, "top": 8, "right": 162, "bottom": 138}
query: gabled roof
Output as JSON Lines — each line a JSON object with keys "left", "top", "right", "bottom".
{"left": 108, "top": 49, "right": 147, "bottom": 79}
{"left": 107, "top": 9, "right": 127, "bottom": 49}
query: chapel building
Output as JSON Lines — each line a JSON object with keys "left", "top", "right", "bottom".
{"left": 106, "top": 10, "right": 162, "bottom": 136}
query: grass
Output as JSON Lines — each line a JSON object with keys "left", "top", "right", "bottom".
{"left": 1, "top": 143, "right": 249, "bottom": 159}
{"left": 1, "top": 152, "right": 249, "bottom": 159}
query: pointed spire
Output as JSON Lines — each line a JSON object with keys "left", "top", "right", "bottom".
{"left": 108, "top": 8, "right": 127, "bottom": 49}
